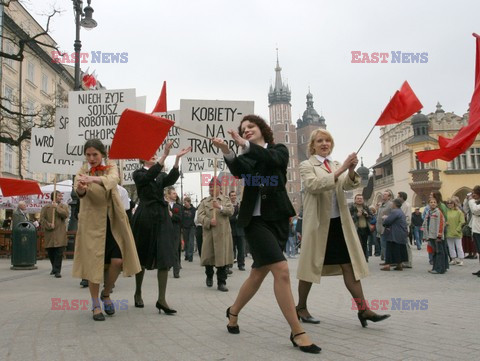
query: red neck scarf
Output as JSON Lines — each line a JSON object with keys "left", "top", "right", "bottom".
{"left": 89, "top": 165, "right": 110, "bottom": 175}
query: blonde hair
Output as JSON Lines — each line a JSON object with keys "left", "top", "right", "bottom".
{"left": 308, "top": 129, "right": 334, "bottom": 156}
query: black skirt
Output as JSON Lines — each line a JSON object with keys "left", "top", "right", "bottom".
{"left": 244, "top": 216, "right": 288, "bottom": 268}
{"left": 323, "top": 217, "right": 351, "bottom": 265}
{"left": 385, "top": 242, "right": 408, "bottom": 264}
{"left": 104, "top": 217, "right": 122, "bottom": 263}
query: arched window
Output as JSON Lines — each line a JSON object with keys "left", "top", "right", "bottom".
{"left": 285, "top": 134, "right": 289, "bottom": 143}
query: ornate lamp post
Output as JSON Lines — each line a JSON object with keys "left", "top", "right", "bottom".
{"left": 73, "top": 0, "right": 97, "bottom": 90}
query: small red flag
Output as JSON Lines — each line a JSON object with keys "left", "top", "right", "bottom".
{"left": 151, "top": 81, "right": 167, "bottom": 113}
{"left": 375, "top": 81, "right": 423, "bottom": 126}
{"left": 109, "top": 109, "right": 174, "bottom": 160}
{"left": 417, "top": 34, "right": 480, "bottom": 163}
{"left": 0, "top": 178, "right": 42, "bottom": 197}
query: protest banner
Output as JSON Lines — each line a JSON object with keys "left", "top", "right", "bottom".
{"left": 179, "top": 99, "right": 254, "bottom": 173}
{"left": 67, "top": 88, "right": 136, "bottom": 146}
{"left": 29, "top": 127, "right": 83, "bottom": 175}
{"left": 121, "top": 159, "right": 142, "bottom": 186}
{"left": 153, "top": 110, "right": 181, "bottom": 154}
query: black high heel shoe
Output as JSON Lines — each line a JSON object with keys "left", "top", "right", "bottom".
{"left": 100, "top": 291, "right": 115, "bottom": 316}
{"left": 296, "top": 307, "right": 321, "bottom": 324}
{"left": 134, "top": 294, "right": 144, "bottom": 308}
{"left": 92, "top": 306, "right": 105, "bottom": 321}
{"left": 155, "top": 301, "right": 177, "bottom": 315}
{"left": 226, "top": 307, "right": 240, "bottom": 334}
{"left": 290, "top": 332, "right": 321, "bottom": 354}
{"left": 357, "top": 310, "right": 390, "bottom": 328}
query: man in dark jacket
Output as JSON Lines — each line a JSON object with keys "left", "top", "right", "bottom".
{"left": 411, "top": 207, "right": 424, "bottom": 250}
{"left": 166, "top": 187, "right": 183, "bottom": 278}
{"left": 350, "top": 194, "right": 372, "bottom": 262}
{"left": 229, "top": 190, "right": 246, "bottom": 271}
{"left": 182, "top": 197, "right": 196, "bottom": 262}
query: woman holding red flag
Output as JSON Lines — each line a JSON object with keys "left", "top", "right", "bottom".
{"left": 73, "top": 139, "right": 141, "bottom": 321}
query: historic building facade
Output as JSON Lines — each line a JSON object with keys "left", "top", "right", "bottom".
{"left": 371, "top": 102, "right": 480, "bottom": 207}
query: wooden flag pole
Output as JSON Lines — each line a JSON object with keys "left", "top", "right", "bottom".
{"left": 173, "top": 125, "right": 210, "bottom": 140}
{"left": 213, "top": 159, "right": 217, "bottom": 221}
{"left": 51, "top": 175, "right": 57, "bottom": 228}
{"left": 356, "top": 124, "right": 376, "bottom": 154}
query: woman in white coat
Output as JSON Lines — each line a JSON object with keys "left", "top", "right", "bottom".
{"left": 296, "top": 129, "right": 390, "bottom": 327}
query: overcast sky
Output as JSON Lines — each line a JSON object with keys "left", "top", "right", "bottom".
{"left": 25, "top": 0, "right": 480, "bottom": 203}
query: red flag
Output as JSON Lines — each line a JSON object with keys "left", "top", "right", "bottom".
{"left": 109, "top": 109, "right": 174, "bottom": 160}
{"left": 417, "top": 34, "right": 480, "bottom": 163}
{"left": 151, "top": 81, "right": 167, "bottom": 113}
{"left": 0, "top": 178, "right": 42, "bottom": 197}
{"left": 375, "top": 81, "right": 423, "bottom": 126}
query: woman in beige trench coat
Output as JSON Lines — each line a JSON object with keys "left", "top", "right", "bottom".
{"left": 296, "top": 129, "right": 390, "bottom": 328}
{"left": 73, "top": 139, "right": 141, "bottom": 321}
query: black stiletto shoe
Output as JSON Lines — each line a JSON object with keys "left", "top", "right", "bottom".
{"left": 290, "top": 332, "right": 321, "bottom": 354}
{"left": 156, "top": 301, "right": 177, "bottom": 315}
{"left": 357, "top": 310, "right": 390, "bottom": 328}
{"left": 134, "top": 294, "right": 144, "bottom": 308}
{"left": 92, "top": 306, "right": 105, "bottom": 321}
{"left": 226, "top": 307, "right": 240, "bottom": 334}
{"left": 296, "top": 307, "right": 321, "bottom": 324}
{"left": 100, "top": 291, "right": 115, "bottom": 316}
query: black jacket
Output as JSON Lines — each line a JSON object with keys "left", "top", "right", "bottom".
{"left": 225, "top": 142, "right": 295, "bottom": 228}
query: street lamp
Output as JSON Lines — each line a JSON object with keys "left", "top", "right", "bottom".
{"left": 73, "top": 0, "right": 97, "bottom": 90}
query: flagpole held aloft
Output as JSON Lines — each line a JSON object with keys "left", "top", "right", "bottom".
{"left": 356, "top": 124, "right": 376, "bottom": 154}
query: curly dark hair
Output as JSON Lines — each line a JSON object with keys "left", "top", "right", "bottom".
{"left": 83, "top": 139, "right": 107, "bottom": 158}
{"left": 238, "top": 115, "right": 275, "bottom": 144}
{"left": 430, "top": 190, "right": 444, "bottom": 204}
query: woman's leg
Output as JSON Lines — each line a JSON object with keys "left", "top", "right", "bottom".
{"left": 103, "top": 258, "right": 123, "bottom": 295}
{"left": 269, "top": 261, "right": 313, "bottom": 346}
{"left": 455, "top": 238, "right": 465, "bottom": 262}
{"left": 340, "top": 263, "right": 375, "bottom": 317}
{"left": 88, "top": 282, "right": 101, "bottom": 314}
{"left": 135, "top": 267, "right": 145, "bottom": 304}
{"left": 157, "top": 269, "right": 170, "bottom": 307}
{"left": 296, "top": 280, "right": 315, "bottom": 318}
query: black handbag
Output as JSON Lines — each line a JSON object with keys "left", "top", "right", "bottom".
{"left": 462, "top": 224, "right": 472, "bottom": 237}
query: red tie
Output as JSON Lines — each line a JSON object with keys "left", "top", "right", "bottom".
{"left": 323, "top": 159, "right": 331, "bottom": 173}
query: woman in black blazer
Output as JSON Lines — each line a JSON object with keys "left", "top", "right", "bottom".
{"left": 131, "top": 142, "right": 190, "bottom": 313}
{"left": 213, "top": 115, "right": 321, "bottom": 354}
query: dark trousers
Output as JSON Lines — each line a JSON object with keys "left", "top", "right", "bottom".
{"left": 173, "top": 233, "right": 181, "bottom": 276}
{"left": 195, "top": 226, "right": 203, "bottom": 257}
{"left": 429, "top": 239, "right": 449, "bottom": 273}
{"left": 356, "top": 227, "right": 370, "bottom": 261}
{"left": 205, "top": 265, "right": 227, "bottom": 285}
{"left": 182, "top": 226, "right": 195, "bottom": 261}
{"left": 46, "top": 247, "right": 64, "bottom": 275}
{"left": 232, "top": 235, "right": 245, "bottom": 267}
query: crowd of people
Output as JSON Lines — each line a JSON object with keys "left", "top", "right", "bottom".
{"left": 26, "top": 113, "right": 480, "bottom": 356}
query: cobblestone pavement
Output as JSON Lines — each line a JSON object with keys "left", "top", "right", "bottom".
{"left": 0, "top": 247, "right": 478, "bottom": 361}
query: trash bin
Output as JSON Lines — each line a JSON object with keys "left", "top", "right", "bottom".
{"left": 11, "top": 221, "right": 38, "bottom": 270}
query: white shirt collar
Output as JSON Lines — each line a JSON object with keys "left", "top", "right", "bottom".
{"left": 314, "top": 154, "right": 333, "bottom": 164}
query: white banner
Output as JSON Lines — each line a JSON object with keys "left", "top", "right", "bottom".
{"left": 179, "top": 99, "right": 254, "bottom": 158}
{"left": 29, "top": 127, "right": 83, "bottom": 174}
{"left": 68, "top": 88, "right": 136, "bottom": 146}
{"left": 121, "top": 159, "right": 142, "bottom": 186}
{"left": 153, "top": 110, "right": 181, "bottom": 155}
{"left": 181, "top": 156, "right": 227, "bottom": 174}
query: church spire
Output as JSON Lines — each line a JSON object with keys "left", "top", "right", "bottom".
{"left": 269, "top": 49, "right": 291, "bottom": 105}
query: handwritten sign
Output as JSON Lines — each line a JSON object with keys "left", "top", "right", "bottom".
{"left": 179, "top": 99, "right": 254, "bottom": 158}
{"left": 181, "top": 156, "right": 227, "bottom": 174}
{"left": 121, "top": 159, "right": 142, "bottom": 186}
{"left": 153, "top": 110, "right": 181, "bottom": 154}
{"left": 68, "top": 88, "right": 136, "bottom": 146}
{"left": 29, "top": 127, "right": 83, "bottom": 174}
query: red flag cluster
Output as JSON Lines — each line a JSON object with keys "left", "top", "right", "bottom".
{"left": 416, "top": 34, "right": 480, "bottom": 163}
{"left": 375, "top": 81, "right": 423, "bottom": 126}
{"left": 109, "top": 82, "right": 174, "bottom": 160}
{"left": 0, "top": 178, "right": 42, "bottom": 197}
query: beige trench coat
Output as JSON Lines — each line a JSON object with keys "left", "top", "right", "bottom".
{"left": 198, "top": 194, "right": 234, "bottom": 267}
{"left": 297, "top": 156, "right": 369, "bottom": 283}
{"left": 40, "top": 203, "right": 69, "bottom": 248}
{"left": 72, "top": 160, "right": 141, "bottom": 283}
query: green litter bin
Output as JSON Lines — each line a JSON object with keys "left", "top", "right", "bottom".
{"left": 11, "top": 221, "right": 38, "bottom": 270}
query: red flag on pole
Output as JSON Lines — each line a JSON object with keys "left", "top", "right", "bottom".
{"left": 375, "top": 81, "right": 423, "bottom": 126}
{"left": 417, "top": 34, "right": 480, "bottom": 163}
{"left": 151, "top": 81, "right": 167, "bottom": 113}
{"left": 109, "top": 109, "right": 174, "bottom": 160}
{"left": 0, "top": 178, "right": 42, "bottom": 197}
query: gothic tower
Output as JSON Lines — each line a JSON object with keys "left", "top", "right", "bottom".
{"left": 268, "top": 52, "right": 301, "bottom": 212}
